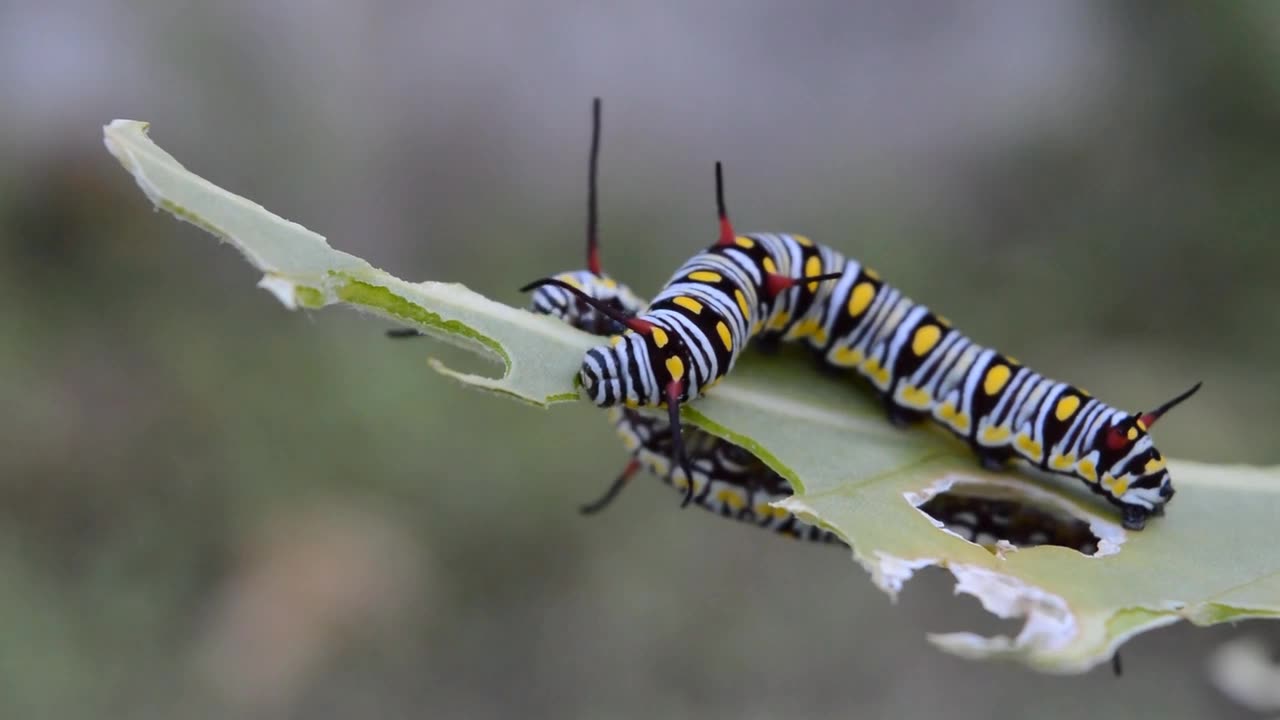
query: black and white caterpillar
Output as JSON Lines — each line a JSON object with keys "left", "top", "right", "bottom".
{"left": 525, "top": 100, "right": 843, "bottom": 544}
{"left": 395, "top": 100, "right": 842, "bottom": 544}
{"left": 523, "top": 109, "right": 1200, "bottom": 532}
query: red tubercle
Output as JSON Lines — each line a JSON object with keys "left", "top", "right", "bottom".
{"left": 587, "top": 245, "right": 602, "bottom": 276}
{"left": 1105, "top": 425, "right": 1130, "bottom": 451}
{"left": 717, "top": 217, "right": 735, "bottom": 246}
{"left": 763, "top": 272, "right": 795, "bottom": 298}
{"left": 763, "top": 271, "right": 845, "bottom": 299}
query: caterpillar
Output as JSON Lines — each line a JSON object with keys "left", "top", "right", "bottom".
{"left": 527, "top": 100, "right": 841, "bottom": 544}
{"left": 522, "top": 152, "right": 1201, "bottom": 532}
{"left": 394, "top": 99, "right": 842, "bottom": 544}
{"left": 918, "top": 493, "right": 1100, "bottom": 555}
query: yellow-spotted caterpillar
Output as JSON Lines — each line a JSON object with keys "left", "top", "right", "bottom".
{"left": 522, "top": 124, "right": 1199, "bottom": 531}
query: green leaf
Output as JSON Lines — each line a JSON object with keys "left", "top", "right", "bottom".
{"left": 104, "top": 119, "right": 1280, "bottom": 674}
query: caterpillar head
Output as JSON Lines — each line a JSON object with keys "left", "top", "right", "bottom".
{"left": 1098, "top": 382, "right": 1201, "bottom": 530}
{"left": 528, "top": 271, "right": 645, "bottom": 335}
{"left": 579, "top": 325, "right": 698, "bottom": 409}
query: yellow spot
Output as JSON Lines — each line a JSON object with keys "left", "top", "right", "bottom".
{"left": 734, "top": 289, "right": 750, "bottom": 318}
{"left": 754, "top": 503, "right": 772, "bottom": 516}
{"left": 734, "top": 236, "right": 755, "bottom": 249}
{"left": 981, "top": 426, "right": 1011, "bottom": 444}
{"left": 610, "top": 335, "right": 623, "bottom": 347}
{"left": 716, "top": 489, "right": 745, "bottom": 510}
{"left": 912, "top": 324, "right": 942, "bottom": 356}
{"left": 983, "top": 364, "right": 1012, "bottom": 396}
{"left": 762, "top": 257, "right": 778, "bottom": 274}
{"left": 1144, "top": 458, "right": 1167, "bottom": 474}
{"left": 936, "top": 404, "right": 971, "bottom": 433}
{"left": 688, "top": 270, "right": 722, "bottom": 283}
{"left": 864, "top": 267, "right": 880, "bottom": 280}
{"left": 599, "top": 277, "right": 618, "bottom": 288}
{"left": 768, "top": 310, "right": 791, "bottom": 330}
{"left": 847, "top": 282, "right": 875, "bottom": 317}
{"left": 752, "top": 320, "right": 764, "bottom": 335}
{"left": 831, "top": 347, "right": 863, "bottom": 366}
{"left": 788, "top": 318, "right": 822, "bottom": 339}
{"left": 1055, "top": 395, "right": 1081, "bottom": 422}
{"left": 1077, "top": 458, "right": 1098, "bottom": 483}
{"left": 673, "top": 296, "right": 703, "bottom": 314}
{"left": 804, "top": 256, "right": 824, "bottom": 291}
{"left": 620, "top": 433, "right": 639, "bottom": 450}
{"left": 651, "top": 327, "right": 669, "bottom": 348}
{"left": 715, "top": 321, "right": 732, "bottom": 351}
{"left": 1111, "top": 478, "right": 1130, "bottom": 496}
{"left": 938, "top": 402, "right": 958, "bottom": 421}
{"left": 793, "top": 234, "right": 813, "bottom": 246}
{"left": 1015, "top": 434, "right": 1043, "bottom": 458}
{"left": 559, "top": 275, "right": 581, "bottom": 289}
{"left": 899, "top": 385, "right": 931, "bottom": 408}
{"left": 1005, "top": 355, "right": 1020, "bottom": 365}
{"left": 624, "top": 399, "right": 639, "bottom": 409}
{"left": 1136, "top": 418, "right": 1148, "bottom": 431}
{"left": 1127, "top": 427, "right": 1138, "bottom": 441}
{"left": 1050, "top": 454, "right": 1075, "bottom": 471}
{"left": 861, "top": 359, "right": 890, "bottom": 386}
{"left": 860, "top": 353, "right": 890, "bottom": 384}
{"left": 665, "top": 355, "right": 685, "bottom": 381}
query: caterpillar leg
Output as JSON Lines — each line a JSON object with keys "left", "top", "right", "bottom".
{"left": 752, "top": 334, "right": 782, "bottom": 355}
{"left": 976, "top": 448, "right": 1013, "bottom": 473}
{"left": 1121, "top": 505, "right": 1149, "bottom": 531}
{"left": 884, "top": 398, "right": 926, "bottom": 429}
{"left": 810, "top": 348, "right": 845, "bottom": 377}
{"left": 580, "top": 458, "right": 641, "bottom": 515}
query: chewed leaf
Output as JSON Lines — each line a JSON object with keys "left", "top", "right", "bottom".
{"left": 105, "top": 119, "right": 1280, "bottom": 674}
{"left": 103, "top": 119, "right": 589, "bottom": 406}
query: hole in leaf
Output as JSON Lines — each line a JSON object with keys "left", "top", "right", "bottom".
{"left": 911, "top": 477, "right": 1117, "bottom": 557}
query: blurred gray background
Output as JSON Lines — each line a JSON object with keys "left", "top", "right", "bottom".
{"left": 2, "top": 1, "right": 1279, "bottom": 718}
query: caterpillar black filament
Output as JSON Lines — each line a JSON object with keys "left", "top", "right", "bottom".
{"left": 523, "top": 134, "right": 1200, "bottom": 531}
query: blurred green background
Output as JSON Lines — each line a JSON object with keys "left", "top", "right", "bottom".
{"left": 3, "top": 1, "right": 1279, "bottom": 718}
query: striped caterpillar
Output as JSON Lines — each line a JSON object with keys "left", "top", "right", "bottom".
{"left": 522, "top": 122, "right": 1200, "bottom": 532}
{"left": 392, "top": 100, "right": 840, "bottom": 543}
{"left": 532, "top": 102, "right": 841, "bottom": 544}
{"left": 533, "top": 266, "right": 844, "bottom": 545}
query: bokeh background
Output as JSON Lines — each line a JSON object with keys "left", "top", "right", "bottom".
{"left": 3, "top": 1, "right": 1279, "bottom": 718}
